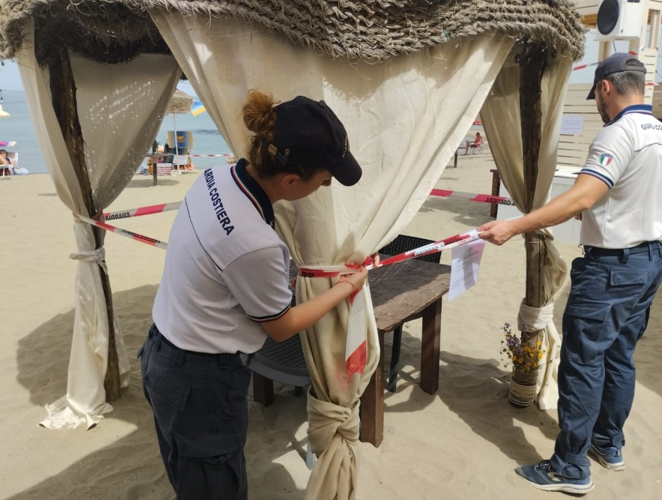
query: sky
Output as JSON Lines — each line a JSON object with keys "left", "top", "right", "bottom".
{"left": 1, "top": 31, "right": 660, "bottom": 96}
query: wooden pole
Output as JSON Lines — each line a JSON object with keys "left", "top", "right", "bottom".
{"left": 47, "top": 45, "right": 122, "bottom": 402}
{"left": 510, "top": 42, "right": 548, "bottom": 407}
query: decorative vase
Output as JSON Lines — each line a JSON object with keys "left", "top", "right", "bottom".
{"left": 508, "top": 366, "right": 537, "bottom": 408}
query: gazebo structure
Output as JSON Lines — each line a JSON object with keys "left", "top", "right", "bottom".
{"left": 0, "top": 1, "right": 585, "bottom": 498}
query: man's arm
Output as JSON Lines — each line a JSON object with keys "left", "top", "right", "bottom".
{"left": 478, "top": 174, "right": 609, "bottom": 245}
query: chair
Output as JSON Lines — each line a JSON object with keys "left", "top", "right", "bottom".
{"left": 248, "top": 288, "right": 311, "bottom": 406}
{"left": 0, "top": 151, "right": 17, "bottom": 177}
{"left": 172, "top": 154, "right": 189, "bottom": 174}
{"left": 469, "top": 140, "right": 488, "bottom": 154}
{"left": 378, "top": 235, "right": 441, "bottom": 392}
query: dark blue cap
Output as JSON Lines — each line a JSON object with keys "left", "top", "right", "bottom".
{"left": 587, "top": 52, "right": 647, "bottom": 100}
{"left": 266, "top": 96, "right": 362, "bottom": 186}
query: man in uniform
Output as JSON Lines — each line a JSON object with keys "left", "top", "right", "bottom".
{"left": 479, "top": 53, "right": 662, "bottom": 494}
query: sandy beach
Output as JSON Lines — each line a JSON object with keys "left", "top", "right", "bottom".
{"left": 1, "top": 155, "right": 661, "bottom": 500}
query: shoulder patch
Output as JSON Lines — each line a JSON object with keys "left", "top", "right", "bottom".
{"left": 599, "top": 153, "right": 613, "bottom": 166}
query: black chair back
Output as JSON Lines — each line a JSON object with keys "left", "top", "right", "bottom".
{"left": 378, "top": 235, "right": 441, "bottom": 263}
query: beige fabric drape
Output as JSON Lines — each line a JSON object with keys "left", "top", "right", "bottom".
{"left": 481, "top": 54, "right": 574, "bottom": 410}
{"left": 17, "top": 23, "right": 181, "bottom": 428}
{"left": 151, "top": 11, "right": 513, "bottom": 498}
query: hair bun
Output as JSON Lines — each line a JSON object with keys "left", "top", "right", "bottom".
{"left": 242, "top": 89, "right": 277, "bottom": 138}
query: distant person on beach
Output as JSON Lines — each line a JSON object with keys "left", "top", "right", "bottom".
{"left": 0, "top": 149, "right": 27, "bottom": 175}
{"left": 464, "top": 132, "right": 482, "bottom": 155}
{"left": 479, "top": 53, "right": 662, "bottom": 495}
{"left": 140, "top": 89, "right": 373, "bottom": 499}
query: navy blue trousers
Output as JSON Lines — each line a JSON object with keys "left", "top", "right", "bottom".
{"left": 139, "top": 325, "right": 251, "bottom": 499}
{"left": 551, "top": 241, "right": 662, "bottom": 479}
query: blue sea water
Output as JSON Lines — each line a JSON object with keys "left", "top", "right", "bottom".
{"left": 0, "top": 89, "right": 232, "bottom": 174}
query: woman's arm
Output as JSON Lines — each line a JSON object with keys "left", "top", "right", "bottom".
{"left": 261, "top": 268, "right": 368, "bottom": 341}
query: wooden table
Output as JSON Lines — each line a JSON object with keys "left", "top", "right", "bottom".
{"left": 361, "top": 258, "right": 451, "bottom": 446}
{"left": 253, "top": 258, "right": 451, "bottom": 448}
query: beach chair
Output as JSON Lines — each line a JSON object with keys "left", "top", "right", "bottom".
{"left": 1, "top": 151, "right": 17, "bottom": 177}
{"left": 172, "top": 154, "right": 189, "bottom": 174}
{"left": 378, "top": 234, "right": 441, "bottom": 392}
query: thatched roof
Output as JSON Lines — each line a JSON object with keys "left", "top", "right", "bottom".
{"left": 166, "top": 89, "right": 193, "bottom": 114}
{"left": 0, "top": 1, "right": 585, "bottom": 64}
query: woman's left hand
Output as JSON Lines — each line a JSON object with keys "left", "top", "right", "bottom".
{"left": 370, "top": 252, "right": 380, "bottom": 267}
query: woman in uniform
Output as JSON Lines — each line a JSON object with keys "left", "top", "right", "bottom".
{"left": 140, "top": 90, "right": 368, "bottom": 500}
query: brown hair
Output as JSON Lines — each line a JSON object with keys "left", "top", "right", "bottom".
{"left": 242, "top": 89, "right": 324, "bottom": 180}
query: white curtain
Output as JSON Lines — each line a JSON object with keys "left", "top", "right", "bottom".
{"left": 481, "top": 54, "right": 573, "bottom": 410}
{"left": 17, "top": 22, "right": 181, "bottom": 428}
{"left": 151, "top": 11, "right": 513, "bottom": 498}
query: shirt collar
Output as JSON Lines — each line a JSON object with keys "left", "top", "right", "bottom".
{"left": 231, "top": 159, "right": 275, "bottom": 228}
{"left": 605, "top": 104, "right": 653, "bottom": 127}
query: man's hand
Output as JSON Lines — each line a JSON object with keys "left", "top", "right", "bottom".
{"left": 478, "top": 220, "right": 517, "bottom": 246}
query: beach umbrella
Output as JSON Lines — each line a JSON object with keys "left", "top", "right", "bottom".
{"left": 165, "top": 89, "right": 193, "bottom": 154}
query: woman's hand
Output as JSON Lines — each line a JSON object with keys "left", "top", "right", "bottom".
{"left": 370, "top": 252, "right": 380, "bottom": 267}
{"left": 337, "top": 266, "right": 368, "bottom": 294}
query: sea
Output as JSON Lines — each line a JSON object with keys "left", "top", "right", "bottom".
{"left": 0, "top": 89, "right": 232, "bottom": 174}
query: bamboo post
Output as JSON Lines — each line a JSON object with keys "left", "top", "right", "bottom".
{"left": 509, "top": 42, "right": 548, "bottom": 408}
{"left": 47, "top": 45, "right": 122, "bottom": 402}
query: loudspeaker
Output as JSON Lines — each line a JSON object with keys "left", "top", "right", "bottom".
{"left": 595, "top": 0, "right": 645, "bottom": 40}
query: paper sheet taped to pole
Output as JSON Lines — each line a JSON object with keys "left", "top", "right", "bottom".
{"left": 448, "top": 240, "right": 485, "bottom": 302}
{"left": 560, "top": 115, "right": 584, "bottom": 135}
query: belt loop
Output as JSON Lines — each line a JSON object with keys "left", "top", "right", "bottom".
{"left": 174, "top": 348, "right": 185, "bottom": 365}
{"left": 621, "top": 248, "right": 630, "bottom": 264}
{"left": 648, "top": 242, "right": 653, "bottom": 261}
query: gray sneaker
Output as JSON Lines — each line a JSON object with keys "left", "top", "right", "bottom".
{"left": 590, "top": 443, "right": 625, "bottom": 471}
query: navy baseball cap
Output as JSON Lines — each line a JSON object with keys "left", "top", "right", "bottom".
{"left": 587, "top": 52, "right": 647, "bottom": 100}
{"left": 266, "top": 96, "right": 362, "bottom": 186}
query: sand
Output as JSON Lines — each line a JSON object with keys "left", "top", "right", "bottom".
{"left": 1, "top": 156, "right": 661, "bottom": 500}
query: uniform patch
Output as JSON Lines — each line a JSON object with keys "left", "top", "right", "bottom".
{"left": 599, "top": 153, "right": 613, "bottom": 166}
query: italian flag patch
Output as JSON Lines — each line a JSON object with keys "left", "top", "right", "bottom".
{"left": 599, "top": 153, "right": 613, "bottom": 166}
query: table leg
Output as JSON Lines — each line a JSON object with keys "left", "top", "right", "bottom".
{"left": 453, "top": 150, "right": 458, "bottom": 169}
{"left": 153, "top": 162, "right": 158, "bottom": 187}
{"left": 252, "top": 373, "right": 274, "bottom": 407}
{"left": 360, "top": 331, "right": 385, "bottom": 447}
{"left": 420, "top": 299, "right": 442, "bottom": 395}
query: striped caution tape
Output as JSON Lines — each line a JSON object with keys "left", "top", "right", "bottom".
{"left": 573, "top": 51, "right": 638, "bottom": 72}
{"left": 429, "top": 189, "right": 514, "bottom": 206}
{"left": 75, "top": 214, "right": 168, "bottom": 250}
{"left": 297, "top": 228, "right": 482, "bottom": 278}
{"left": 103, "top": 201, "right": 182, "bottom": 221}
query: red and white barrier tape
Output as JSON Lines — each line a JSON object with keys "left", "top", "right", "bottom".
{"left": 573, "top": 51, "right": 638, "bottom": 72}
{"left": 75, "top": 214, "right": 168, "bottom": 250}
{"left": 146, "top": 153, "right": 234, "bottom": 159}
{"left": 102, "top": 189, "right": 513, "bottom": 224}
{"left": 297, "top": 228, "right": 481, "bottom": 278}
{"left": 430, "top": 188, "right": 514, "bottom": 206}
{"left": 104, "top": 201, "right": 182, "bottom": 221}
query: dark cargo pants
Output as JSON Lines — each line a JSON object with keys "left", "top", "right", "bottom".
{"left": 139, "top": 324, "right": 251, "bottom": 499}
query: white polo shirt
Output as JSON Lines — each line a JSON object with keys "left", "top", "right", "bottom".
{"left": 152, "top": 160, "right": 293, "bottom": 354}
{"left": 579, "top": 104, "right": 662, "bottom": 248}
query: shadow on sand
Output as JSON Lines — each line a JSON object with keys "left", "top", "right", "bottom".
{"left": 13, "top": 285, "right": 305, "bottom": 500}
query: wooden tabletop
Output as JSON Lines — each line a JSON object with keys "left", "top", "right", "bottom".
{"left": 290, "top": 259, "right": 451, "bottom": 334}
{"left": 370, "top": 259, "right": 451, "bottom": 333}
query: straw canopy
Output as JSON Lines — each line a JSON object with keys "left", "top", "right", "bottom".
{"left": 0, "top": 1, "right": 586, "bottom": 64}
{"left": 166, "top": 89, "right": 193, "bottom": 115}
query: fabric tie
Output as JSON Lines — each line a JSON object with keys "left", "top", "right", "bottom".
{"left": 70, "top": 247, "right": 108, "bottom": 275}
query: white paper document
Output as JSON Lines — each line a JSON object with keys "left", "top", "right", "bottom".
{"left": 448, "top": 240, "right": 486, "bottom": 302}
{"left": 560, "top": 115, "right": 584, "bottom": 135}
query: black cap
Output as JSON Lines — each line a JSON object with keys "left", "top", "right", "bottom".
{"left": 587, "top": 52, "right": 647, "bottom": 100}
{"left": 265, "top": 96, "right": 362, "bottom": 186}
